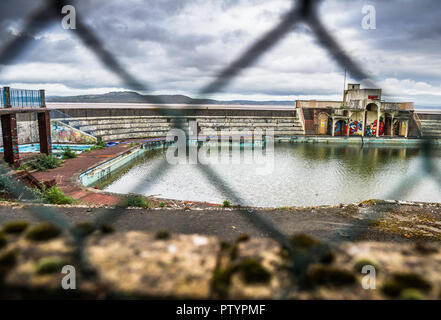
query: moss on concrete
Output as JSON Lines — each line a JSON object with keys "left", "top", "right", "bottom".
{"left": 35, "top": 256, "right": 69, "bottom": 275}
{"left": 154, "top": 230, "right": 170, "bottom": 240}
{"left": 3, "top": 220, "right": 29, "bottom": 234}
{"left": 306, "top": 265, "right": 357, "bottom": 287}
{"left": 382, "top": 272, "right": 432, "bottom": 298}
{"left": 25, "top": 223, "right": 61, "bottom": 242}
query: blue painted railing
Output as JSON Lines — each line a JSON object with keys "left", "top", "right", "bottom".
{"left": 0, "top": 88, "right": 5, "bottom": 107}
{"left": 9, "top": 88, "right": 42, "bottom": 107}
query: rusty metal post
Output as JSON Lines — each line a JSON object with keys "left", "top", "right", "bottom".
{"left": 39, "top": 89, "right": 46, "bottom": 107}
{"left": 4, "top": 87, "right": 11, "bottom": 108}
{"left": 38, "top": 111, "right": 52, "bottom": 155}
{"left": 1, "top": 113, "right": 19, "bottom": 166}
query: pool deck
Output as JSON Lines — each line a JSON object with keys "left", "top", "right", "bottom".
{"left": 31, "top": 143, "right": 133, "bottom": 206}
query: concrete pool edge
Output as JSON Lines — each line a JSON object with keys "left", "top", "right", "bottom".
{"left": 278, "top": 136, "right": 441, "bottom": 145}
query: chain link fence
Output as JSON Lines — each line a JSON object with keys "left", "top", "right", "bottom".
{"left": 0, "top": 0, "right": 440, "bottom": 298}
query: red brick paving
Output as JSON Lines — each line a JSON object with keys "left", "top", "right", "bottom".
{"left": 32, "top": 143, "right": 132, "bottom": 206}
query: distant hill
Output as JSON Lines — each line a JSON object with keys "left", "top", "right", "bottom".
{"left": 47, "top": 91, "right": 294, "bottom": 106}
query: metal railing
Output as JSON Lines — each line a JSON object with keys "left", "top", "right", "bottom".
{"left": 0, "top": 87, "right": 5, "bottom": 107}
{"left": 0, "top": 0, "right": 439, "bottom": 298}
{"left": 0, "top": 87, "right": 44, "bottom": 108}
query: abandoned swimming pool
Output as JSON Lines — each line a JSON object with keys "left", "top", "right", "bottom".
{"left": 81, "top": 143, "right": 441, "bottom": 207}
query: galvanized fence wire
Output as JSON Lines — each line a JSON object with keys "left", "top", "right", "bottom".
{"left": 0, "top": 0, "right": 440, "bottom": 297}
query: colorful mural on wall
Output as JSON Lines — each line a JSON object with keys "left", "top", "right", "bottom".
{"left": 365, "top": 118, "right": 384, "bottom": 137}
{"left": 51, "top": 121, "right": 97, "bottom": 144}
{"left": 348, "top": 119, "right": 363, "bottom": 135}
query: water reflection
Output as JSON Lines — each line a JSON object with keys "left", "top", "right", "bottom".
{"left": 102, "top": 143, "right": 441, "bottom": 207}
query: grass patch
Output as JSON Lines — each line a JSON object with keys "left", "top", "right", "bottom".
{"left": 35, "top": 256, "right": 69, "bottom": 275}
{"left": 28, "top": 154, "right": 61, "bottom": 171}
{"left": 61, "top": 147, "right": 77, "bottom": 160}
{"left": 25, "top": 223, "right": 61, "bottom": 241}
{"left": 155, "top": 230, "right": 170, "bottom": 240}
{"left": 2, "top": 220, "right": 29, "bottom": 234}
{"left": 32, "top": 186, "right": 74, "bottom": 205}
{"left": 382, "top": 272, "right": 432, "bottom": 298}
{"left": 119, "top": 195, "right": 151, "bottom": 208}
{"left": 222, "top": 200, "right": 231, "bottom": 208}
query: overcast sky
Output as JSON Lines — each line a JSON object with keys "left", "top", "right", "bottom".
{"left": 0, "top": 0, "right": 440, "bottom": 106}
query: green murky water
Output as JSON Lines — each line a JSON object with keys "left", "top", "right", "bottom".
{"left": 102, "top": 143, "right": 441, "bottom": 207}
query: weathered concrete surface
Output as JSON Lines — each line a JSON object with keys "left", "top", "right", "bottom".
{"left": 1, "top": 228, "right": 441, "bottom": 299}
{"left": 1, "top": 201, "right": 441, "bottom": 242}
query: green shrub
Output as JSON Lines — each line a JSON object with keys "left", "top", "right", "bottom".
{"left": 222, "top": 200, "right": 231, "bottom": 208}
{"left": 29, "top": 154, "right": 61, "bottom": 171}
{"left": 0, "top": 175, "right": 14, "bottom": 193}
{"left": 96, "top": 137, "right": 106, "bottom": 148}
{"left": 3, "top": 220, "right": 29, "bottom": 234}
{"left": 33, "top": 186, "right": 74, "bottom": 205}
{"left": 159, "top": 201, "right": 166, "bottom": 208}
{"left": 35, "top": 256, "right": 68, "bottom": 275}
{"left": 119, "top": 195, "right": 150, "bottom": 208}
{"left": 25, "top": 223, "right": 61, "bottom": 241}
{"left": 61, "top": 147, "right": 77, "bottom": 159}
{"left": 155, "top": 230, "right": 170, "bottom": 240}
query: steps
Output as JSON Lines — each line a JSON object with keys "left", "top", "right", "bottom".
{"left": 420, "top": 120, "right": 441, "bottom": 137}
{"left": 53, "top": 116, "right": 305, "bottom": 141}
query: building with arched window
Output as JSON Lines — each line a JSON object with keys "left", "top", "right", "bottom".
{"left": 296, "top": 83, "right": 415, "bottom": 138}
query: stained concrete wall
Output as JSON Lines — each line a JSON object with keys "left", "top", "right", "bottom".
{"left": 0, "top": 113, "right": 39, "bottom": 147}
{"left": 51, "top": 108, "right": 303, "bottom": 141}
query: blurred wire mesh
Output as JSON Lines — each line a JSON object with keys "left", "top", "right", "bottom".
{"left": 0, "top": 0, "right": 440, "bottom": 296}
